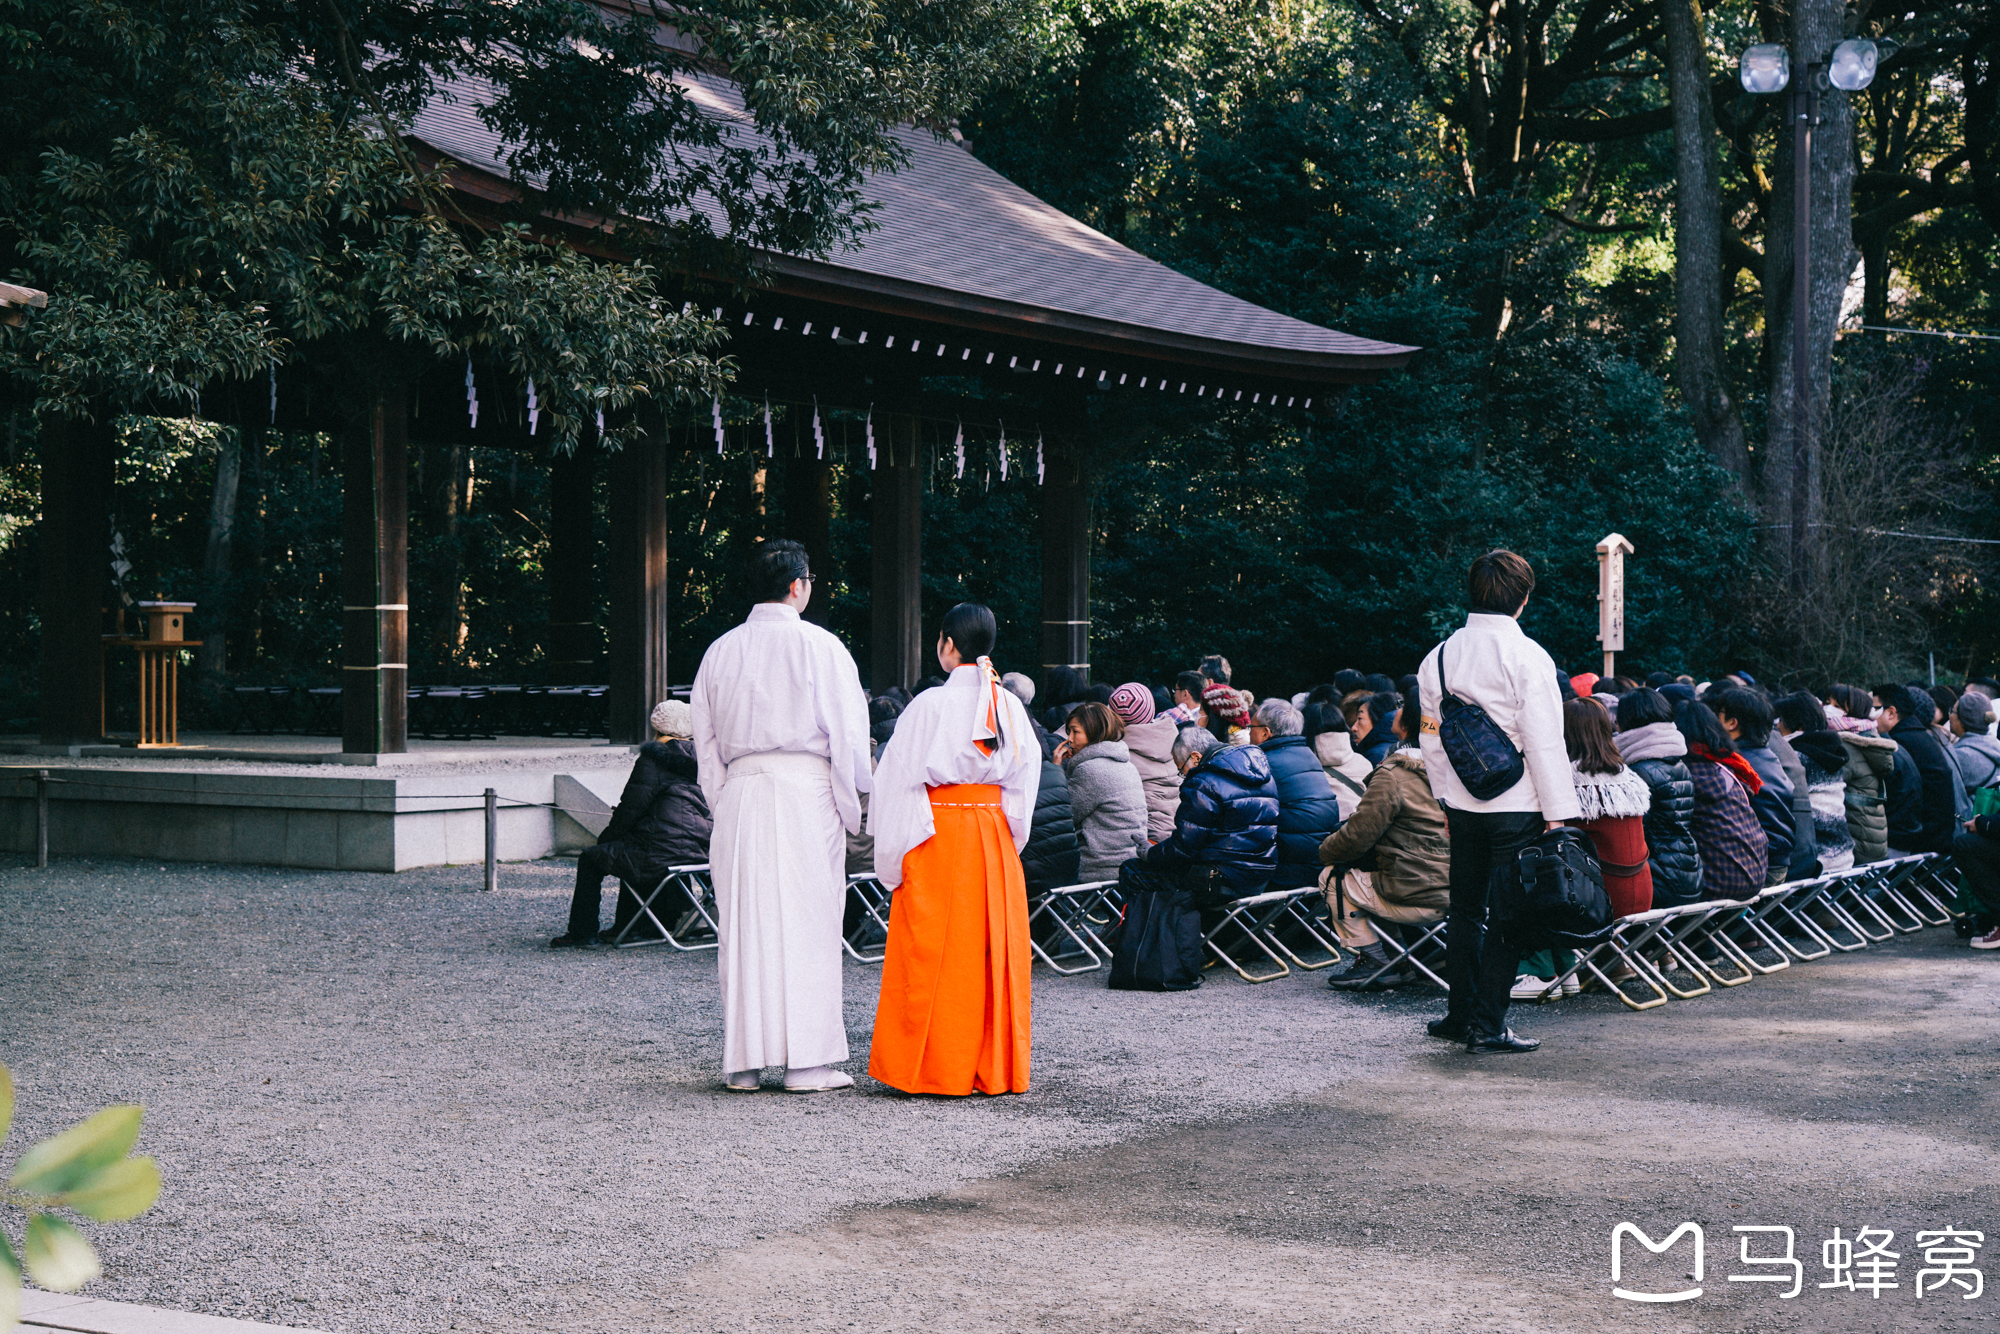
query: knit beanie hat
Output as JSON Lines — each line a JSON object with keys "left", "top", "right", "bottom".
{"left": 1108, "top": 682, "right": 1155, "bottom": 726}
{"left": 1957, "top": 692, "right": 1994, "bottom": 733}
{"left": 1202, "top": 683, "right": 1248, "bottom": 725}
{"left": 649, "top": 699, "right": 693, "bottom": 738}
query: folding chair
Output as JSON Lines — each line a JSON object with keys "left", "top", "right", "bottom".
{"left": 1550, "top": 909, "right": 1680, "bottom": 1011}
{"left": 1202, "top": 887, "right": 1309, "bottom": 982}
{"left": 609, "top": 864, "right": 719, "bottom": 950}
{"left": 1825, "top": 862, "right": 1907, "bottom": 941}
{"left": 1026, "top": 880, "right": 1115, "bottom": 974}
{"left": 1261, "top": 887, "right": 1343, "bottom": 971}
{"left": 1703, "top": 881, "right": 1799, "bottom": 975}
{"left": 842, "top": 874, "right": 892, "bottom": 963}
{"left": 1745, "top": 872, "right": 1840, "bottom": 960}
{"left": 1870, "top": 852, "right": 1953, "bottom": 927}
{"left": 1895, "top": 851, "right": 1959, "bottom": 924}
{"left": 1342, "top": 906, "right": 1449, "bottom": 991}
{"left": 1769, "top": 865, "right": 1874, "bottom": 953}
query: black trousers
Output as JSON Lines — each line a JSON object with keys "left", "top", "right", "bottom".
{"left": 566, "top": 843, "right": 662, "bottom": 941}
{"left": 1441, "top": 807, "right": 1544, "bottom": 1036}
{"left": 1953, "top": 829, "right": 2000, "bottom": 915}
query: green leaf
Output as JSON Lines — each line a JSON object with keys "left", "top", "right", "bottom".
{"left": 0, "top": 1062, "right": 13, "bottom": 1147}
{"left": 23, "top": 1214, "right": 99, "bottom": 1292}
{"left": 60, "top": 1155, "right": 161, "bottom": 1223}
{"left": 0, "top": 1231, "right": 20, "bottom": 1332}
{"left": 8, "top": 1106, "right": 142, "bottom": 1195}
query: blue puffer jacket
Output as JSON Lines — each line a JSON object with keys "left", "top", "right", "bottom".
{"left": 1259, "top": 733, "right": 1343, "bottom": 889}
{"left": 1146, "top": 743, "right": 1280, "bottom": 899}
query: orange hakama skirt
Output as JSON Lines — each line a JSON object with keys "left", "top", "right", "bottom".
{"left": 868, "top": 783, "right": 1032, "bottom": 1095}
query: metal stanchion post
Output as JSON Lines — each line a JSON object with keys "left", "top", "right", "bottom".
{"left": 484, "top": 787, "right": 498, "bottom": 892}
{"left": 36, "top": 768, "right": 48, "bottom": 869}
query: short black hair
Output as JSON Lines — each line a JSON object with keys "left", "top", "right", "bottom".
{"left": 1364, "top": 673, "right": 1396, "bottom": 695}
{"left": 1307, "top": 682, "right": 1342, "bottom": 706}
{"left": 1332, "top": 669, "right": 1366, "bottom": 695}
{"left": 1199, "top": 654, "right": 1232, "bottom": 685}
{"left": 747, "top": 538, "right": 810, "bottom": 603}
{"left": 1174, "top": 670, "right": 1206, "bottom": 697}
{"left": 939, "top": 602, "right": 996, "bottom": 661}
{"left": 1468, "top": 549, "right": 1535, "bottom": 615}
{"left": 1874, "top": 682, "right": 1921, "bottom": 724}
{"left": 1616, "top": 687, "right": 1674, "bottom": 731}
{"left": 1707, "top": 685, "right": 1774, "bottom": 747}
{"left": 1644, "top": 671, "right": 1675, "bottom": 689}
{"left": 1302, "top": 700, "right": 1347, "bottom": 738}
{"left": 1774, "top": 690, "right": 1829, "bottom": 737}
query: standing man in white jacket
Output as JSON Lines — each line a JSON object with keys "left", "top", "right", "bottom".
{"left": 1416, "top": 550, "right": 1579, "bottom": 1054}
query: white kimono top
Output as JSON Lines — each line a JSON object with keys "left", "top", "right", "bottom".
{"left": 869, "top": 663, "right": 1040, "bottom": 888}
{"left": 690, "top": 603, "right": 873, "bottom": 834}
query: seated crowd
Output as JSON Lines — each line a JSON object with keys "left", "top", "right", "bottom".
{"left": 554, "top": 642, "right": 2000, "bottom": 1005}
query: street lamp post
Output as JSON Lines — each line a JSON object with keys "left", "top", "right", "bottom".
{"left": 1737, "top": 38, "right": 1882, "bottom": 594}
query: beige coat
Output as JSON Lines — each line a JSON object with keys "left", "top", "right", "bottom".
{"left": 1313, "top": 731, "right": 1374, "bottom": 821}
{"left": 1122, "top": 718, "right": 1183, "bottom": 843}
{"left": 1317, "top": 751, "right": 1451, "bottom": 911}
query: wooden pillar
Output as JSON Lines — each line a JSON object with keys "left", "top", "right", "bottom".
{"left": 783, "top": 456, "right": 832, "bottom": 626}
{"left": 38, "top": 413, "right": 115, "bottom": 744}
{"left": 869, "top": 416, "right": 923, "bottom": 692}
{"left": 606, "top": 435, "right": 669, "bottom": 743}
{"left": 1040, "top": 441, "right": 1091, "bottom": 683}
{"left": 544, "top": 442, "right": 598, "bottom": 683}
{"left": 342, "top": 389, "right": 409, "bottom": 754}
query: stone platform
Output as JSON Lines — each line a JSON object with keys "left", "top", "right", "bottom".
{"left": 0, "top": 734, "right": 635, "bottom": 871}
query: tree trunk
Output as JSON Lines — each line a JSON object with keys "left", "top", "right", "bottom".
{"left": 1763, "top": 0, "right": 1856, "bottom": 578}
{"left": 1663, "top": 0, "right": 1750, "bottom": 481}
{"left": 198, "top": 425, "right": 243, "bottom": 676}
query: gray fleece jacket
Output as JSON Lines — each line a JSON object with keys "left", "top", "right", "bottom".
{"left": 1063, "top": 739, "right": 1151, "bottom": 882}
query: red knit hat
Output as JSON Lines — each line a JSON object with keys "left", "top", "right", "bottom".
{"left": 1202, "top": 683, "right": 1248, "bottom": 725}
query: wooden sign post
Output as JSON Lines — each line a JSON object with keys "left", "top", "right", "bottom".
{"left": 1596, "top": 533, "right": 1634, "bottom": 679}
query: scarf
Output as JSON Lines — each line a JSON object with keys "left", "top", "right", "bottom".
{"left": 1690, "top": 741, "right": 1762, "bottom": 794}
{"left": 1615, "top": 720, "right": 1687, "bottom": 765}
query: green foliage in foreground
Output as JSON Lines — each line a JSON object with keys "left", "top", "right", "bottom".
{"left": 0, "top": 1065, "right": 162, "bottom": 1328}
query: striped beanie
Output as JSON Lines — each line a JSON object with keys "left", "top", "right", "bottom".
{"left": 1109, "top": 682, "right": 1155, "bottom": 726}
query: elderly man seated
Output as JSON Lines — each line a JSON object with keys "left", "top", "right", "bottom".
{"left": 1315, "top": 692, "right": 1452, "bottom": 990}
{"left": 1124, "top": 728, "right": 1279, "bottom": 901}
{"left": 1249, "top": 698, "right": 1343, "bottom": 890}
{"left": 552, "top": 699, "right": 713, "bottom": 949}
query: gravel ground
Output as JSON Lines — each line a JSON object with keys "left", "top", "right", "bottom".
{"left": 2, "top": 856, "right": 1996, "bottom": 1334}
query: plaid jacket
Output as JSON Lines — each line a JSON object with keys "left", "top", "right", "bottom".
{"left": 1686, "top": 754, "right": 1768, "bottom": 902}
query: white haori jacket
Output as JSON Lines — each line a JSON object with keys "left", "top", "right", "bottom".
{"left": 870, "top": 663, "right": 1039, "bottom": 889}
{"left": 1417, "top": 612, "right": 1580, "bottom": 821}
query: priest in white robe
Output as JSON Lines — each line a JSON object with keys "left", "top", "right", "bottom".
{"left": 868, "top": 603, "right": 1040, "bottom": 1095}
{"left": 691, "top": 540, "right": 871, "bottom": 1092}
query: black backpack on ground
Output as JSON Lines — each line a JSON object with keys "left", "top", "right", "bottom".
{"left": 1108, "top": 861, "right": 1206, "bottom": 992}
{"left": 1494, "top": 827, "right": 1614, "bottom": 951}
{"left": 1434, "top": 639, "right": 1526, "bottom": 801}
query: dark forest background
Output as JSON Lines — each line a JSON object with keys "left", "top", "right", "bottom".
{"left": 2, "top": 0, "right": 1994, "bottom": 727}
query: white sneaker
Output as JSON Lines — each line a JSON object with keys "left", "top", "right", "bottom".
{"left": 1509, "top": 974, "right": 1556, "bottom": 1000}
{"left": 1561, "top": 972, "right": 1582, "bottom": 996}
{"left": 783, "top": 1066, "right": 855, "bottom": 1093}
{"left": 1972, "top": 925, "right": 2000, "bottom": 951}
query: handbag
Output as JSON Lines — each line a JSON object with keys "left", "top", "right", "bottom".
{"left": 1434, "top": 639, "right": 1526, "bottom": 801}
{"left": 1494, "top": 827, "right": 1614, "bottom": 950}
{"left": 1108, "top": 861, "right": 1206, "bottom": 991}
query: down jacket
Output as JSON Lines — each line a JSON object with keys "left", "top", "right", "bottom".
{"left": 1315, "top": 751, "right": 1449, "bottom": 911}
{"left": 1260, "top": 732, "right": 1344, "bottom": 891}
{"left": 1617, "top": 721, "right": 1703, "bottom": 907}
{"left": 1839, "top": 731, "right": 1899, "bottom": 864}
{"left": 1737, "top": 744, "right": 1801, "bottom": 885}
{"left": 1122, "top": 718, "right": 1184, "bottom": 843}
{"left": 1064, "top": 740, "right": 1151, "bottom": 882}
{"left": 1144, "top": 742, "right": 1280, "bottom": 900}
{"left": 600, "top": 738, "right": 712, "bottom": 872}
{"left": 1021, "top": 758, "right": 1081, "bottom": 892}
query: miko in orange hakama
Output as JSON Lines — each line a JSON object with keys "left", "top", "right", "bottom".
{"left": 866, "top": 630, "right": 1040, "bottom": 1097}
